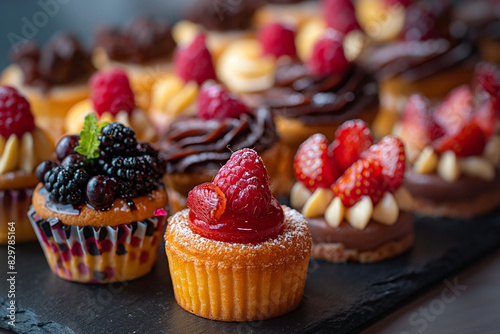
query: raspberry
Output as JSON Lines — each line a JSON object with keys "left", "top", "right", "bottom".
{"left": 187, "top": 183, "right": 227, "bottom": 224}
{"left": 307, "top": 29, "right": 350, "bottom": 77}
{"left": 258, "top": 23, "right": 297, "bottom": 58}
{"left": 98, "top": 123, "right": 138, "bottom": 159}
{"left": 89, "top": 68, "right": 136, "bottom": 116}
{"left": 44, "top": 165, "right": 90, "bottom": 205}
{"left": 214, "top": 149, "right": 271, "bottom": 216}
{"left": 197, "top": 82, "right": 249, "bottom": 120}
{"left": 322, "top": 0, "right": 361, "bottom": 34}
{"left": 174, "top": 34, "right": 216, "bottom": 86}
{"left": 0, "top": 86, "right": 36, "bottom": 138}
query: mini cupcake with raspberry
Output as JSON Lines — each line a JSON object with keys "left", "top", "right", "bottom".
{"left": 165, "top": 149, "right": 311, "bottom": 321}
{"left": 160, "top": 82, "right": 287, "bottom": 212}
{"left": 0, "top": 33, "right": 95, "bottom": 141}
{"left": 290, "top": 120, "right": 414, "bottom": 262}
{"left": 149, "top": 34, "right": 217, "bottom": 136}
{"left": 65, "top": 68, "right": 157, "bottom": 142}
{"left": 29, "top": 115, "right": 167, "bottom": 283}
{"left": 0, "top": 86, "right": 54, "bottom": 244}
{"left": 398, "top": 64, "right": 500, "bottom": 218}
{"left": 93, "top": 17, "right": 176, "bottom": 110}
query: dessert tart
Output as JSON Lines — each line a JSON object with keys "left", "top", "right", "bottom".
{"left": 165, "top": 149, "right": 312, "bottom": 321}
{"left": 29, "top": 116, "right": 167, "bottom": 283}
{"left": 397, "top": 63, "right": 500, "bottom": 218}
{"left": 0, "top": 33, "right": 95, "bottom": 142}
{"left": 159, "top": 82, "right": 287, "bottom": 212}
{"left": 93, "top": 17, "right": 176, "bottom": 110}
{"left": 149, "top": 34, "right": 217, "bottom": 136}
{"left": 0, "top": 86, "right": 54, "bottom": 244}
{"left": 65, "top": 68, "right": 157, "bottom": 142}
{"left": 355, "top": 0, "right": 479, "bottom": 137}
{"left": 253, "top": 0, "right": 321, "bottom": 29}
{"left": 291, "top": 120, "right": 414, "bottom": 262}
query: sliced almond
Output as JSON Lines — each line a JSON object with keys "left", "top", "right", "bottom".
{"left": 437, "top": 150, "right": 460, "bottom": 182}
{"left": 484, "top": 136, "right": 500, "bottom": 167}
{"left": 356, "top": 0, "right": 406, "bottom": 42}
{"left": 32, "top": 128, "right": 55, "bottom": 162}
{"left": 0, "top": 135, "right": 6, "bottom": 156}
{"left": 302, "top": 187, "right": 334, "bottom": 218}
{"left": 115, "top": 111, "right": 131, "bottom": 127}
{"left": 172, "top": 20, "right": 201, "bottom": 45}
{"left": 346, "top": 196, "right": 373, "bottom": 230}
{"left": 150, "top": 75, "right": 185, "bottom": 111}
{"left": 19, "top": 132, "right": 35, "bottom": 173}
{"left": 290, "top": 182, "right": 312, "bottom": 210}
{"left": 372, "top": 192, "right": 399, "bottom": 225}
{"left": 343, "top": 29, "right": 367, "bottom": 62}
{"left": 459, "top": 156, "right": 496, "bottom": 181}
{"left": 394, "top": 187, "right": 414, "bottom": 212}
{"left": 413, "top": 146, "right": 439, "bottom": 174}
{"left": 296, "top": 18, "right": 326, "bottom": 62}
{"left": 167, "top": 81, "right": 199, "bottom": 115}
{"left": 0, "top": 135, "right": 19, "bottom": 174}
{"left": 325, "top": 197, "right": 345, "bottom": 228}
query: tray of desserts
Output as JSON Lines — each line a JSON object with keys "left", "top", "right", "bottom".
{"left": 1, "top": 0, "right": 500, "bottom": 333}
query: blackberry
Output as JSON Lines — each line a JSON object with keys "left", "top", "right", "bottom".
{"left": 98, "top": 123, "right": 138, "bottom": 159}
{"left": 44, "top": 165, "right": 90, "bottom": 205}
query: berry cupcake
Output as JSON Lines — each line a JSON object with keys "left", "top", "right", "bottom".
{"left": 291, "top": 120, "right": 414, "bottom": 262}
{"left": 65, "top": 68, "right": 157, "bottom": 142}
{"left": 149, "top": 34, "right": 216, "bottom": 136}
{"left": 398, "top": 64, "right": 500, "bottom": 218}
{"left": 253, "top": 0, "right": 320, "bottom": 29}
{"left": 93, "top": 17, "right": 176, "bottom": 110}
{"left": 0, "top": 33, "right": 95, "bottom": 142}
{"left": 165, "top": 149, "right": 311, "bottom": 321}
{"left": 355, "top": 0, "right": 479, "bottom": 137}
{"left": 159, "top": 83, "right": 287, "bottom": 212}
{"left": 29, "top": 115, "right": 167, "bottom": 283}
{"left": 0, "top": 86, "right": 54, "bottom": 244}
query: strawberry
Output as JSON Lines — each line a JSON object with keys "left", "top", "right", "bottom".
{"left": 294, "top": 134, "right": 341, "bottom": 192}
{"left": 474, "top": 62, "right": 500, "bottom": 104}
{"left": 330, "top": 119, "right": 374, "bottom": 172}
{"left": 333, "top": 158, "right": 386, "bottom": 207}
{"left": 434, "top": 85, "right": 474, "bottom": 135}
{"left": 433, "top": 120, "right": 488, "bottom": 157}
{"left": 361, "top": 136, "right": 406, "bottom": 191}
{"left": 475, "top": 97, "right": 499, "bottom": 137}
{"left": 187, "top": 183, "right": 227, "bottom": 224}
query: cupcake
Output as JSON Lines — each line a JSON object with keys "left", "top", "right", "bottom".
{"left": 355, "top": 0, "right": 479, "bottom": 137}
{"left": 149, "top": 34, "right": 217, "bottom": 136}
{"left": 253, "top": 0, "right": 320, "bottom": 29}
{"left": 290, "top": 120, "right": 414, "bottom": 262}
{"left": 65, "top": 68, "right": 157, "bottom": 142}
{"left": 0, "top": 33, "right": 95, "bottom": 142}
{"left": 0, "top": 86, "right": 54, "bottom": 244}
{"left": 159, "top": 82, "right": 287, "bottom": 212}
{"left": 165, "top": 149, "right": 311, "bottom": 321}
{"left": 29, "top": 115, "right": 167, "bottom": 283}
{"left": 398, "top": 64, "right": 500, "bottom": 218}
{"left": 93, "top": 17, "right": 176, "bottom": 110}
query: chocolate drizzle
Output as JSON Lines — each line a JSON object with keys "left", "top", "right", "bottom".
{"left": 258, "top": 59, "right": 378, "bottom": 125}
{"left": 160, "top": 108, "right": 278, "bottom": 174}
{"left": 94, "top": 17, "right": 176, "bottom": 64}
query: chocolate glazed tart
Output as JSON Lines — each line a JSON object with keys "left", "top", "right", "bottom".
{"left": 404, "top": 169, "right": 500, "bottom": 218}
{"left": 308, "top": 212, "right": 414, "bottom": 263}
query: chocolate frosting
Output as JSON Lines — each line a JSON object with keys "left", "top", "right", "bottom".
{"left": 160, "top": 108, "right": 278, "bottom": 174}
{"left": 404, "top": 169, "right": 500, "bottom": 203}
{"left": 11, "top": 33, "right": 94, "bottom": 91}
{"left": 308, "top": 212, "right": 414, "bottom": 251}
{"left": 257, "top": 59, "right": 378, "bottom": 125}
{"left": 94, "top": 17, "right": 176, "bottom": 64}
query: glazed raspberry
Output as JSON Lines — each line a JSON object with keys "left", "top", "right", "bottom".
{"left": 187, "top": 183, "right": 227, "bottom": 224}
{"left": 258, "top": 23, "right": 297, "bottom": 58}
{"left": 322, "top": 0, "right": 361, "bottom": 34}
{"left": 197, "top": 83, "right": 250, "bottom": 120}
{"left": 330, "top": 120, "right": 373, "bottom": 172}
{"left": 174, "top": 34, "right": 216, "bottom": 86}
{"left": 0, "top": 86, "right": 36, "bottom": 138}
{"left": 307, "top": 29, "right": 350, "bottom": 77}
{"left": 89, "top": 68, "right": 136, "bottom": 116}
{"left": 214, "top": 149, "right": 271, "bottom": 216}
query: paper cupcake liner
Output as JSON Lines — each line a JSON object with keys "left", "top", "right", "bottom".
{"left": 29, "top": 207, "right": 166, "bottom": 283}
{"left": 0, "top": 188, "right": 36, "bottom": 244}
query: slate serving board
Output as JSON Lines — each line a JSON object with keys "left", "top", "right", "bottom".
{"left": 1, "top": 211, "right": 500, "bottom": 334}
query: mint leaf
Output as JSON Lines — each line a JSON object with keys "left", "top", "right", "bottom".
{"left": 75, "top": 114, "right": 108, "bottom": 159}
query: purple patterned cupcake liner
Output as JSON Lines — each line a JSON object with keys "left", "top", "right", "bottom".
{"left": 0, "top": 188, "right": 36, "bottom": 244}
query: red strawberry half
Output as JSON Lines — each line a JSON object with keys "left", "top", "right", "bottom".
{"left": 433, "top": 120, "right": 488, "bottom": 157}
{"left": 433, "top": 85, "right": 474, "bottom": 135}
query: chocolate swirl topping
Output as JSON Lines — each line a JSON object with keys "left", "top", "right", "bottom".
{"left": 160, "top": 108, "right": 278, "bottom": 174}
{"left": 11, "top": 33, "right": 94, "bottom": 91}
{"left": 94, "top": 17, "right": 176, "bottom": 64}
{"left": 258, "top": 59, "right": 378, "bottom": 126}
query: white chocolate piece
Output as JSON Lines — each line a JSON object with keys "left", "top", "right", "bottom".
{"left": 437, "top": 150, "right": 460, "bottom": 182}
{"left": 484, "top": 136, "right": 500, "bottom": 167}
{"left": 324, "top": 197, "right": 345, "bottom": 228}
{"left": 413, "top": 146, "right": 439, "bottom": 174}
{"left": 0, "top": 135, "right": 19, "bottom": 174}
{"left": 290, "top": 182, "right": 312, "bottom": 210}
{"left": 302, "top": 187, "right": 334, "bottom": 218}
{"left": 19, "top": 132, "right": 35, "bottom": 174}
{"left": 393, "top": 187, "right": 414, "bottom": 212}
{"left": 459, "top": 157, "right": 496, "bottom": 181}
{"left": 372, "top": 192, "right": 399, "bottom": 225}
{"left": 115, "top": 111, "right": 132, "bottom": 127}
{"left": 346, "top": 196, "right": 373, "bottom": 230}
